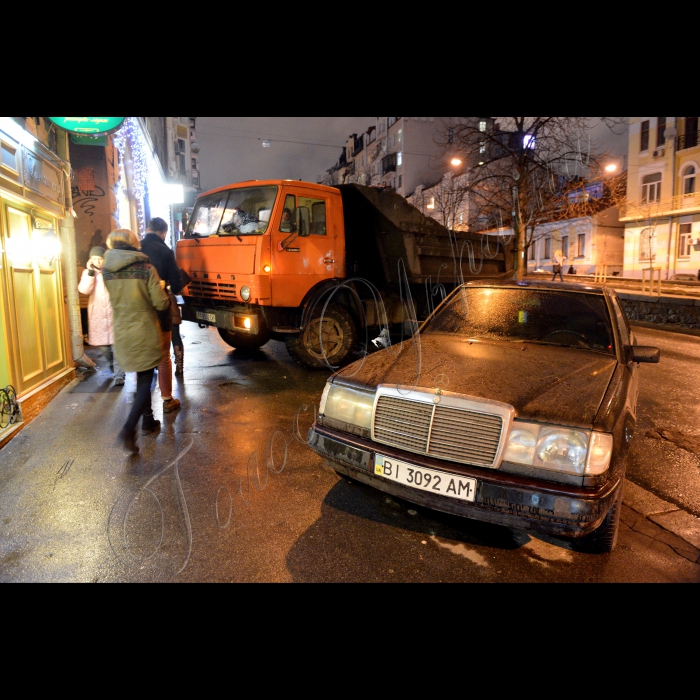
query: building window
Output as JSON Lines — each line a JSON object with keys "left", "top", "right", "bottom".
{"left": 682, "top": 165, "right": 696, "bottom": 195}
{"left": 577, "top": 234, "right": 587, "bottom": 258}
{"left": 544, "top": 237, "right": 552, "bottom": 260}
{"left": 685, "top": 117, "right": 699, "bottom": 148}
{"left": 640, "top": 228, "right": 656, "bottom": 261}
{"left": 657, "top": 117, "right": 667, "bottom": 147}
{"left": 641, "top": 120, "right": 650, "bottom": 152}
{"left": 529, "top": 241, "right": 536, "bottom": 261}
{"left": 479, "top": 120, "right": 487, "bottom": 133}
{"left": 678, "top": 224, "right": 693, "bottom": 258}
{"left": 561, "top": 235, "right": 569, "bottom": 260}
{"left": 427, "top": 197, "right": 435, "bottom": 210}
{"left": 641, "top": 173, "right": 663, "bottom": 204}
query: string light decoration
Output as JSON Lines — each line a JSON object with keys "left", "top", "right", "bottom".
{"left": 113, "top": 117, "right": 171, "bottom": 233}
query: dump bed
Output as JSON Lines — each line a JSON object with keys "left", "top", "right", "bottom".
{"left": 337, "top": 184, "right": 513, "bottom": 286}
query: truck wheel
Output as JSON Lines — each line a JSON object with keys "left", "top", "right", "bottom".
{"left": 286, "top": 304, "right": 357, "bottom": 369}
{"left": 218, "top": 328, "right": 271, "bottom": 351}
{"left": 571, "top": 488, "right": 623, "bottom": 554}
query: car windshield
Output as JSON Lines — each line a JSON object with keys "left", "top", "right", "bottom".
{"left": 186, "top": 186, "right": 278, "bottom": 238}
{"left": 423, "top": 287, "right": 615, "bottom": 354}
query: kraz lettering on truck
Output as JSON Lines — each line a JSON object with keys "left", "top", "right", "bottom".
{"left": 175, "top": 180, "right": 515, "bottom": 369}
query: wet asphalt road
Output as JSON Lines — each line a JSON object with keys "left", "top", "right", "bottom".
{"left": 0, "top": 322, "right": 698, "bottom": 583}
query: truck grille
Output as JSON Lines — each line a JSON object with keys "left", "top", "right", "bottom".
{"left": 187, "top": 281, "right": 237, "bottom": 301}
{"left": 374, "top": 395, "right": 505, "bottom": 469}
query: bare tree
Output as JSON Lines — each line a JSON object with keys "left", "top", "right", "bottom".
{"left": 442, "top": 117, "right": 629, "bottom": 279}
{"left": 412, "top": 172, "right": 471, "bottom": 230}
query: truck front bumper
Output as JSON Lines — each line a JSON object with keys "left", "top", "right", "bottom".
{"left": 183, "top": 304, "right": 263, "bottom": 335}
{"left": 308, "top": 425, "right": 622, "bottom": 540}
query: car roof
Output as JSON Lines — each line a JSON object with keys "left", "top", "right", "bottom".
{"left": 461, "top": 278, "right": 609, "bottom": 295}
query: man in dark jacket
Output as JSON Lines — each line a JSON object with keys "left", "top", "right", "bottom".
{"left": 141, "top": 218, "right": 186, "bottom": 414}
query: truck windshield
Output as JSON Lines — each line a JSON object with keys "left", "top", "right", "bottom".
{"left": 423, "top": 287, "right": 615, "bottom": 354}
{"left": 186, "top": 186, "right": 278, "bottom": 238}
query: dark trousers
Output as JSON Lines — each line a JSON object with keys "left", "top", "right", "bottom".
{"left": 120, "top": 368, "right": 155, "bottom": 437}
{"left": 172, "top": 324, "right": 183, "bottom": 350}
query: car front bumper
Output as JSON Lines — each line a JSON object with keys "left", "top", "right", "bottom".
{"left": 308, "top": 425, "right": 622, "bottom": 539}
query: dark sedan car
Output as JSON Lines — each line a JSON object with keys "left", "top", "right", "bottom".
{"left": 308, "top": 280, "right": 661, "bottom": 553}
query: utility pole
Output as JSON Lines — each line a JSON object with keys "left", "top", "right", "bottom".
{"left": 665, "top": 117, "right": 679, "bottom": 280}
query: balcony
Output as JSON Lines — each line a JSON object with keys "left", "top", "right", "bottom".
{"left": 381, "top": 153, "right": 397, "bottom": 176}
{"left": 678, "top": 132, "right": 699, "bottom": 151}
{"left": 620, "top": 191, "right": 700, "bottom": 221}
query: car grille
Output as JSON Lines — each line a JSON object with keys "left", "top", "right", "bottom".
{"left": 187, "top": 280, "right": 237, "bottom": 301}
{"left": 374, "top": 395, "right": 505, "bottom": 469}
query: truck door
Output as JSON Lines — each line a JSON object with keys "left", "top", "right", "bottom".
{"left": 271, "top": 191, "right": 337, "bottom": 308}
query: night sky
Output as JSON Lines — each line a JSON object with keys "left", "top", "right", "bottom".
{"left": 195, "top": 117, "right": 630, "bottom": 193}
{"left": 196, "top": 117, "right": 375, "bottom": 191}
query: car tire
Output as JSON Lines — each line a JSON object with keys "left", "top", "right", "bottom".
{"left": 286, "top": 303, "right": 357, "bottom": 370}
{"left": 217, "top": 327, "right": 271, "bottom": 351}
{"left": 572, "top": 488, "right": 623, "bottom": 554}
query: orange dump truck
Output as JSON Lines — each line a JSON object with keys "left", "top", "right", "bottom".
{"left": 175, "top": 180, "right": 514, "bottom": 369}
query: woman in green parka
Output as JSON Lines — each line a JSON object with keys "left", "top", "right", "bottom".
{"left": 103, "top": 229, "right": 170, "bottom": 454}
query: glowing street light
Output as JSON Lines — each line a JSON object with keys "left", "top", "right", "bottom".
{"left": 605, "top": 163, "right": 618, "bottom": 174}
{"left": 451, "top": 158, "right": 463, "bottom": 167}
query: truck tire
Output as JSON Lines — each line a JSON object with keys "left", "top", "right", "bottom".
{"left": 286, "top": 303, "right": 357, "bottom": 370}
{"left": 218, "top": 328, "right": 271, "bottom": 351}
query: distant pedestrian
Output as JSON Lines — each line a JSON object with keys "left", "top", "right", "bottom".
{"left": 78, "top": 246, "right": 125, "bottom": 386}
{"left": 103, "top": 229, "right": 170, "bottom": 454}
{"left": 141, "top": 218, "right": 188, "bottom": 410}
{"left": 552, "top": 250, "right": 566, "bottom": 282}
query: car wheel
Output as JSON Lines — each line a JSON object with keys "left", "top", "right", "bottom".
{"left": 286, "top": 303, "right": 357, "bottom": 370}
{"left": 572, "top": 488, "right": 623, "bottom": 554}
{"left": 218, "top": 327, "right": 271, "bottom": 351}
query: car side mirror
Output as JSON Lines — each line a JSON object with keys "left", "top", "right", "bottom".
{"left": 627, "top": 345, "right": 661, "bottom": 364}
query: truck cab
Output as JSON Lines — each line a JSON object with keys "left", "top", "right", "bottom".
{"left": 176, "top": 180, "right": 351, "bottom": 367}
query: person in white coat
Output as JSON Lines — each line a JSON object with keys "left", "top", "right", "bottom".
{"left": 78, "top": 246, "right": 125, "bottom": 386}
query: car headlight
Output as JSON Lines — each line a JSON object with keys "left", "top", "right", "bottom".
{"left": 503, "top": 422, "right": 613, "bottom": 476}
{"left": 240, "top": 286, "right": 251, "bottom": 302}
{"left": 320, "top": 383, "right": 375, "bottom": 430}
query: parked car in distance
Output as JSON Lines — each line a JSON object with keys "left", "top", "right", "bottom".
{"left": 308, "top": 280, "right": 661, "bottom": 554}
{"left": 670, "top": 274, "right": 697, "bottom": 282}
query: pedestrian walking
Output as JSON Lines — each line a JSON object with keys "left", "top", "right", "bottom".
{"left": 78, "top": 246, "right": 125, "bottom": 385}
{"left": 141, "top": 218, "right": 189, "bottom": 409}
{"left": 102, "top": 229, "right": 170, "bottom": 454}
{"left": 552, "top": 250, "right": 566, "bottom": 282}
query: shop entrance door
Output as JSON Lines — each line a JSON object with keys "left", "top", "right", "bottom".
{"left": 3, "top": 204, "right": 67, "bottom": 395}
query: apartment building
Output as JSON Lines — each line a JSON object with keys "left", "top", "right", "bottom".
{"left": 324, "top": 117, "right": 471, "bottom": 199}
{"left": 621, "top": 117, "right": 700, "bottom": 280}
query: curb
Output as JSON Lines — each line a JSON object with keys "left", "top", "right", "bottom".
{"left": 629, "top": 321, "right": 700, "bottom": 339}
{"left": 623, "top": 481, "right": 700, "bottom": 563}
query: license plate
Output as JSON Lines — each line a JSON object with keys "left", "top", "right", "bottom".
{"left": 374, "top": 455, "right": 477, "bottom": 503}
{"left": 196, "top": 312, "right": 216, "bottom": 323}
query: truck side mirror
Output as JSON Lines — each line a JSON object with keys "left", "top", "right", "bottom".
{"left": 627, "top": 345, "right": 661, "bottom": 364}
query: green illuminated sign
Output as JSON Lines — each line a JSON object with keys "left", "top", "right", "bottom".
{"left": 48, "top": 117, "right": 126, "bottom": 135}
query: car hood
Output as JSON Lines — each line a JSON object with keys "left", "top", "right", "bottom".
{"left": 336, "top": 335, "right": 618, "bottom": 429}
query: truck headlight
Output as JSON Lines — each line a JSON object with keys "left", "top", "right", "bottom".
{"left": 241, "top": 286, "right": 251, "bottom": 302}
{"left": 320, "top": 383, "right": 375, "bottom": 430}
{"left": 503, "top": 422, "right": 613, "bottom": 476}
